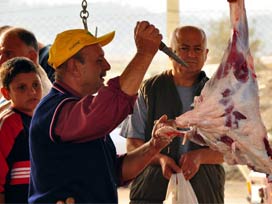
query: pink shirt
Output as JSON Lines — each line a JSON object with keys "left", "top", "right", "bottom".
{"left": 54, "top": 77, "right": 137, "bottom": 143}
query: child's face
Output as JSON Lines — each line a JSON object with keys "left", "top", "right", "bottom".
{"left": 4, "top": 72, "right": 42, "bottom": 115}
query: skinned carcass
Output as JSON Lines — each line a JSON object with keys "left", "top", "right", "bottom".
{"left": 175, "top": 0, "right": 272, "bottom": 173}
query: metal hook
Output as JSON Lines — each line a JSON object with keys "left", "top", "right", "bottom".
{"left": 80, "top": 0, "right": 89, "bottom": 31}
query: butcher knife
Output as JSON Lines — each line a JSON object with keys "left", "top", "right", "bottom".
{"left": 159, "top": 42, "right": 189, "bottom": 67}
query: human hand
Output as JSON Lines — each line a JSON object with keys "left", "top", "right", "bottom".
{"left": 56, "top": 197, "right": 75, "bottom": 204}
{"left": 179, "top": 150, "right": 202, "bottom": 180}
{"left": 134, "top": 21, "right": 162, "bottom": 56}
{"left": 159, "top": 155, "right": 181, "bottom": 180}
{"left": 150, "top": 115, "right": 183, "bottom": 151}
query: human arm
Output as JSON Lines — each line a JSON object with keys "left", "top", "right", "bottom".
{"left": 0, "top": 155, "right": 6, "bottom": 204}
{"left": 0, "top": 114, "right": 22, "bottom": 203}
{"left": 119, "top": 21, "right": 162, "bottom": 96}
{"left": 127, "top": 138, "right": 181, "bottom": 180}
{"left": 54, "top": 77, "right": 136, "bottom": 142}
{"left": 121, "top": 115, "right": 182, "bottom": 181}
{"left": 124, "top": 93, "right": 164, "bottom": 159}
{"left": 54, "top": 21, "right": 161, "bottom": 143}
{"left": 0, "top": 193, "right": 4, "bottom": 204}
{"left": 179, "top": 148, "right": 224, "bottom": 180}
{"left": 0, "top": 138, "right": 7, "bottom": 204}
{"left": 123, "top": 93, "right": 181, "bottom": 180}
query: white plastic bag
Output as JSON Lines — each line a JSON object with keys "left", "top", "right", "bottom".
{"left": 164, "top": 173, "right": 198, "bottom": 204}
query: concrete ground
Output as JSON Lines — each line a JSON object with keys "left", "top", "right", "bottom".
{"left": 118, "top": 180, "right": 249, "bottom": 204}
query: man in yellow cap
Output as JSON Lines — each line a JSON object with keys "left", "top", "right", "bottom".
{"left": 28, "top": 21, "right": 182, "bottom": 203}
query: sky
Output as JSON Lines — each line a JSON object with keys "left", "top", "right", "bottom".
{"left": 17, "top": 0, "right": 272, "bottom": 12}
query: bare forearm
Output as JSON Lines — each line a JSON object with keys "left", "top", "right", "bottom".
{"left": 122, "top": 141, "right": 160, "bottom": 181}
{"left": 200, "top": 148, "right": 224, "bottom": 164}
{"left": 119, "top": 20, "right": 162, "bottom": 96}
{"left": 127, "top": 138, "right": 164, "bottom": 165}
{"left": 149, "top": 152, "right": 167, "bottom": 165}
{"left": 122, "top": 115, "right": 180, "bottom": 181}
{"left": 119, "top": 52, "right": 154, "bottom": 96}
{"left": 0, "top": 193, "right": 5, "bottom": 204}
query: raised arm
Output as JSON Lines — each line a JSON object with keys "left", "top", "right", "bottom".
{"left": 119, "top": 21, "right": 162, "bottom": 96}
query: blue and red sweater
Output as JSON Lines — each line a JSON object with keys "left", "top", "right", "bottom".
{"left": 29, "top": 77, "right": 134, "bottom": 203}
{"left": 0, "top": 108, "right": 32, "bottom": 203}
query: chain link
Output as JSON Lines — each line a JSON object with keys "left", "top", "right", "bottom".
{"left": 80, "top": 0, "right": 89, "bottom": 30}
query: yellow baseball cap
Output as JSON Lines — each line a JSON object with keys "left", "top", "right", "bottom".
{"left": 48, "top": 29, "right": 115, "bottom": 69}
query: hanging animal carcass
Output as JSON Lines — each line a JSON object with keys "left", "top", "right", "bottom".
{"left": 175, "top": 0, "right": 272, "bottom": 174}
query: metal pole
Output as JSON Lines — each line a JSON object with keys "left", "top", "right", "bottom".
{"left": 167, "top": 0, "right": 180, "bottom": 43}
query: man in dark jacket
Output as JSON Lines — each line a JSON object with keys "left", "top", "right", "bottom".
{"left": 121, "top": 25, "right": 225, "bottom": 204}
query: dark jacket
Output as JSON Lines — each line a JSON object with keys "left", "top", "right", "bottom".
{"left": 129, "top": 70, "right": 225, "bottom": 204}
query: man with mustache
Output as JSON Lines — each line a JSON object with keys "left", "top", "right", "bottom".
{"left": 28, "top": 21, "right": 181, "bottom": 203}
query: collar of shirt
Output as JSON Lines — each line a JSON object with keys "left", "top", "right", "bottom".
{"left": 53, "top": 81, "right": 81, "bottom": 98}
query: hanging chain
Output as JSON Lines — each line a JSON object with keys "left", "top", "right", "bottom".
{"left": 80, "top": 0, "right": 89, "bottom": 31}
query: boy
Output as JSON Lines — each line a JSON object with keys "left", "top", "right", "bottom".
{"left": 0, "top": 57, "right": 42, "bottom": 203}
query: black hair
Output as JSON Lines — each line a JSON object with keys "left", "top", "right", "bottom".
{"left": 0, "top": 57, "right": 40, "bottom": 89}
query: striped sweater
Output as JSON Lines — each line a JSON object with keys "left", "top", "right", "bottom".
{"left": 0, "top": 108, "right": 31, "bottom": 203}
